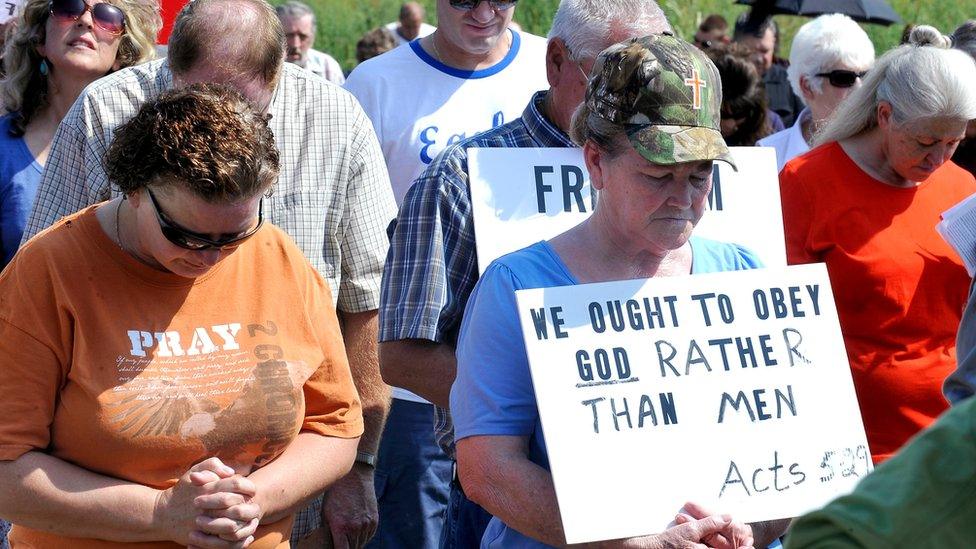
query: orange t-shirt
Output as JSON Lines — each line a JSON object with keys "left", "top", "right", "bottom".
{"left": 780, "top": 142, "right": 975, "bottom": 463}
{"left": 0, "top": 205, "right": 364, "bottom": 548}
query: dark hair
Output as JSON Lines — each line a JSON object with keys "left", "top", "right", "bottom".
{"left": 708, "top": 44, "right": 770, "bottom": 146}
{"left": 168, "top": 0, "right": 283, "bottom": 86}
{"left": 105, "top": 83, "right": 279, "bottom": 200}
{"left": 356, "top": 27, "right": 397, "bottom": 63}
{"left": 699, "top": 14, "right": 728, "bottom": 33}
{"left": 733, "top": 10, "right": 779, "bottom": 46}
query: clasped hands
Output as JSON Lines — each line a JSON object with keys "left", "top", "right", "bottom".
{"left": 154, "top": 457, "right": 262, "bottom": 549}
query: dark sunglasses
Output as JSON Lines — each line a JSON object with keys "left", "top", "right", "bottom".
{"left": 449, "top": 0, "right": 518, "bottom": 11}
{"left": 146, "top": 188, "right": 264, "bottom": 251}
{"left": 49, "top": 0, "right": 126, "bottom": 35}
{"left": 816, "top": 69, "right": 867, "bottom": 88}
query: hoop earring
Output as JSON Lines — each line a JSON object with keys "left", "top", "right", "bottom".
{"left": 39, "top": 59, "right": 49, "bottom": 76}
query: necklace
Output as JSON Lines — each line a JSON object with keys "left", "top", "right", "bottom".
{"left": 115, "top": 198, "right": 125, "bottom": 252}
{"left": 429, "top": 35, "right": 443, "bottom": 63}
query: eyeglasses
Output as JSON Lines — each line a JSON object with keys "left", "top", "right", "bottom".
{"left": 49, "top": 0, "right": 126, "bottom": 36}
{"left": 815, "top": 69, "right": 867, "bottom": 89}
{"left": 145, "top": 187, "right": 264, "bottom": 251}
{"left": 448, "top": 0, "right": 518, "bottom": 11}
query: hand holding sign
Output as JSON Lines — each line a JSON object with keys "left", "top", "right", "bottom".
{"left": 516, "top": 264, "right": 869, "bottom": 544}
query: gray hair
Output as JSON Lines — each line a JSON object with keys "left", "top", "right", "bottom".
{"left": 952, "top": 20, "right": 976, "bottom": 60}
{"left": 569, "top": 101, "right": 629, "bottom": 158}
{"left": 548, "top": 0, "right": 671, "bottom": 61}
{"left": 814, "top": 25, "right": 976, "bottom": 146}
{"left": 787, "top": 14, "right": 874, "bottom": 97}
{"left": 275, "top": 0, "right": 315, "bottom": 28}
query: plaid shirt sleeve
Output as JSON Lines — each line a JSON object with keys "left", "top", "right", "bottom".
{"left": 379, "top": 144, "right": 480, "bottom": 344}
{"left": 22, "top": 110, "right": 112, "bottom": 242}
{"left": 335, "top": 103, "right": 398, "bottom": 313}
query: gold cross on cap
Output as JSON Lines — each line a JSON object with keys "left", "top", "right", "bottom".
{"left": 684, "top": 69, "right": 706, "bottom": 110}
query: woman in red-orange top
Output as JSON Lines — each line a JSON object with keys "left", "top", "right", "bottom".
{"left": 779, "top": 26, "right": 976, "bottom": 464}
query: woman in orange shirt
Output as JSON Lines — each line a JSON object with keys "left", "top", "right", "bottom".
{"left": 779, "top": 26, "right": 976, "bottom": 463}
{"left": 0, "top": 84, "right": 363, "bottom": 548}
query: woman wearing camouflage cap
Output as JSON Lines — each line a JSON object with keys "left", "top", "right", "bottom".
{"left": 450, "top": 34, "right": 761, "bottom": 548}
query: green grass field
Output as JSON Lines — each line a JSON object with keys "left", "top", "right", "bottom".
{"left": 296, "top": 1, "right": 976, "bottom": 72}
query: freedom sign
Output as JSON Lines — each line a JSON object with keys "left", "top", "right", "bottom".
{"left": 1, "top": 0, "right": 23, "bottom": 23}
{"left": 515, "top": 263, "right": 869, "bottom": 544}
{"left": 468, "top": 146, "right": 784, "bottom": 273}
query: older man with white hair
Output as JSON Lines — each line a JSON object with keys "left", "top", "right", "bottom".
{"left": 276, "top": 0, "right": 346, "bottom": 84}
{"left": 758, "top": 14, "right": 875, "bottom": 171}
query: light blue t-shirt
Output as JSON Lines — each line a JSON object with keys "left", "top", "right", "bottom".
{"left": 451, "top": 237, "right": 763, "bottom": 549}
{"left": 0, "top": 114, "right": 43, "bottom": 270}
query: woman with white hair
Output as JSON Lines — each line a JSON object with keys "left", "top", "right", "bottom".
{"left": 757, "top": 14, "right": 874, "bottom": 171}
{"left": 780, "top": 26, "right": 976, "bottom": 465}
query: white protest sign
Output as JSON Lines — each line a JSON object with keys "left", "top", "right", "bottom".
{"left": 1, "top": 0, "right": 23, "bottom": 23}
{"left": 515, "top": 263, "right": 869, "bottom": 544}
{"left": 469, "top": 146, "right": 785, "bottom": 273}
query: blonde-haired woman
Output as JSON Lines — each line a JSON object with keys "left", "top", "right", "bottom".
{"left": 780, "top": 25, "right": 976, "bottom": 464}
{"left": 0, "top": 0, "right": 160, "bottom": 269}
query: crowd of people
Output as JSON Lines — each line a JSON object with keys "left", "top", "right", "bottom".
{"left": 1, "top": 0, "right": 976, "bottom": 548}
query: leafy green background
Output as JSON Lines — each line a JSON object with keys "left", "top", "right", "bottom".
{"left": 290, "top": 1, "right": 976, "bottom": 72}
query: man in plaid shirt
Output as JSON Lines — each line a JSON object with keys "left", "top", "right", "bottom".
{"left": 377, "top": 1, "right": 673, "bottom": 546}
{"left": 21, "top": 0, "right": 395, "bottom": 546}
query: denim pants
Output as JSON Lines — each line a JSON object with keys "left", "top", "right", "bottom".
{"left": 0, "top": 518, "right": 10, "bottom": 549}
{"left": 439, "top": 475, "right": 493, "bottom": 549}
{"left": 366, "top": 399, "right": 452, "bottom": 549}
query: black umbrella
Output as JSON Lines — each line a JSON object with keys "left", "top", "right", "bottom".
{"left": 734, "top": 0, "right": 902, "bottom": 26}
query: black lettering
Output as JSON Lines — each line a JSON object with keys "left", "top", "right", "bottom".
{"left": 530, "top": 308, "right": 548, "bottom": 340}
{"left": 660, "top": 392, "right": 678, "bottom": 425}
{"left": 783, "top": 328, "right": 811, "bottom": 366}
{"left": 685, "top": 339, "right": 712, "bottom": 375}
{"left": 610, "top": 397, "right": 632, "bottom": 431}
{"left": 534, "top": 165, "right": 555, "bottom": 213}
{"left": 582, "top": 398, "right": 605, "bottom": 433}
{"left": 655, "top": 340, "right": 680, "bottom": 377}
{"left": 719, "top": 461, "right": 749, "bottom": 497}
{"left": 718, "top": 391, "right": 756, "bottom": 423}
{"left": 753, "top": 389, "right": 771, "bottom": 420}
{"left": 561, "top": 165, "right": 586, "bottom": 212}
{"left": 775, "top": 385, "right": 797, "bottom": 417}
{"left": 788, "top": 286, "right": 805, "bottom": 317}
{"left": 589, "top": 302, "right": 606, "bottom": 333}
{"left": 638, "top": 394, "right": 657, "bottom": 427}
{"left": 807, "top": 284, "right": 821, "bottom": 315}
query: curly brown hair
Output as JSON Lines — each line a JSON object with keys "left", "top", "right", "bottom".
{"left": 104, "top": 83, "right": 279, "bottom": 201}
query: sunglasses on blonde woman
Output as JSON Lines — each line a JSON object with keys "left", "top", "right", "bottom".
{"left": 448, "top": 0, "right": 518, "bottom": 11}
{"left": 49, "top": 0, "right": 126, "bottom": 36}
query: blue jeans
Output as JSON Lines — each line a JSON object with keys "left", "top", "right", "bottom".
{"left": 439, "top": 476, "right": 493, "bottom": 549}
{"left": 0, "top": 518, "right": 9, "bottom": 549}
{"left": 366, "top": 399, "right": 451, "bottom": 549}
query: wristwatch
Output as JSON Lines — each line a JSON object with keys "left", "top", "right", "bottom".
{"left": 356, "top": 451, "right": 377, "bottom": 468}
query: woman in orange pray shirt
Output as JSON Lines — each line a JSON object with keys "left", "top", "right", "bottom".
{"left": 779, "top": 26, "right": 976, "bottom": 464}
{"left": 0, "top": 84, "right": 363, "bottom": 548}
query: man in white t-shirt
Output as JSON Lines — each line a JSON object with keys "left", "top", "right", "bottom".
{"left": 385, "top": 1, "right": 436, "bottom": 46}
{"left": 345, "top": 1, "right": 547, "bottom": 547}
{"left": 276, "top": 0, "right": 346, "bottom": 84}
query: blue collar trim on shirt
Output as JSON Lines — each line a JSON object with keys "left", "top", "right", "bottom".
{"left": 410, "top": 29, "right": 521, "bottom": 79}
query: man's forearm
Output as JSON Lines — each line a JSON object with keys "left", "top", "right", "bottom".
{"left": 378, "top": 339, "right": 457, "bottom": 408}
{"left": 339, "top": 309, "right": 389, "bottom": 454}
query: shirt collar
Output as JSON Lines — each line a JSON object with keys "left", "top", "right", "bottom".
{"left": 522, "top": 90, "right": 575, "bottom": 148}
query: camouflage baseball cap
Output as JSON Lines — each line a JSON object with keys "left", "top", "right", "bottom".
{"left": 586, "top": 33, "right": 736, "bottom": 169}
